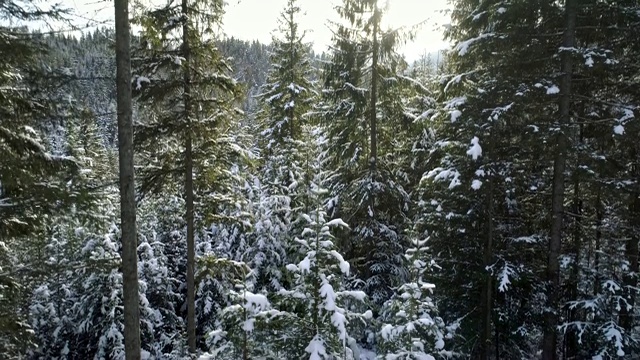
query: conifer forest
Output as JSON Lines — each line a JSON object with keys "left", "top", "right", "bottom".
{"left": 2, "top": 0, "right": 640, "bottom": 359}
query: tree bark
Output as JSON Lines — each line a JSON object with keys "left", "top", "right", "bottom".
{"left": 182, "top": 0, "right": 196, "bottom": 353}
{"left": 114, "top": 0, "right": 141, "bottom": 358}
{"left": 565, "top": 168, "right": 582, "bottom": 358}
{"left": 369, "top": 4, "right": 379, "bottom": 174}
{"left": 620, "top": 146, "right": 640, "bottom": 331}
{"left": 479, "top": 174, "right": 494, "bottom": 360}
{"left": 594, "top": 188, "right": 602, "bottom": 295}
{"left": 542, "top": 0, "right": 576, "bottom": 358}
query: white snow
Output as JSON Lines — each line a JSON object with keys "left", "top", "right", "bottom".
{"left": 286, "top": 263, "right": 298, "bottom": 272}
{"left": 298, "top": 253, "right": 314, "bottom": 273}
{"left": 306, "top": 336, "right": 328, "bottom": 360}
{"left": 455, "top": 33, "right": 494, "bottom": 56}
{"left": 330, "top": 250, "right": 350, "bottom": 275}
{"left": 23, "top": 125, "right": 37, "bottom": 135}
{"left": 614, "top": 124, "right": 625, "bottom": 135}
{"left": 497, "top": 7, "right": 506, "bottom": 14}
{"left": 498, "top": 265, "right": 514, "bottom": 292}
{"left": 546, "top": 85, "right": 560, "bottom": 94}
{"left": 338, "top": 290, "right": 367, "bottom": 301}
{"left": 466, "top": 136, "right": 482, "bottom": 160}
{"left": 326, "top": 218, "right": 350, "bottom": 229}
{"left": 134, "top": 76, "right": 150, "bottom": 90}
{"left": 244, "top": 292, "right": 270, "bottom": 312}
{"left": 472, "top": 11, "right": 487, "bottom": 21}
{"left": 362, "top": 310, "right": 373, "bottom": 319}
{"left": 471, "top": 179, "right": 483, "bottom": 190}
{"left": 584, "top": 56, "right": 594, "bottom": 67}
{"left": 450, "top": 109, "right": 462, "bottom": 123}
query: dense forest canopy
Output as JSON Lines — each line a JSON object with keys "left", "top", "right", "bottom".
{"left": 1, "top": 0, "right": 639, "bottom": 359}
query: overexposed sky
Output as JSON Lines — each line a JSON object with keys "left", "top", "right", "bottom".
{"left": 224, "top": 0, "right": 451, "bottom": 60}
{"left": 65, "top": 0, "right": 450, "bottom": 61}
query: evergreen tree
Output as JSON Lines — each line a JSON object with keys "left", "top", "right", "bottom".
{"left": 377, "top": 233, "right": 448, "bottom": 360}
{"left": 320, "top": 0, "right": 418, "bottom": 304}
{"left": 263, "top": 126, "right": 371, "bottom": 359}
{"left": 257, "top": 0, "right": 315, "bottom": 148}
{"left": 132, "top": 0, "right": 245, "bottom": 351}
{"left": 420, "top": 0, "right": 640, "bottom": 357}
{"left": 0, "top": 3, "right": 91, "bottom": 355}
{"left": 245, "top": 0, "right": 318, "bottom": 294}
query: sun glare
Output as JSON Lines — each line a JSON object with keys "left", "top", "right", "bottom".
{"left": 66, "top": 0, "right": 451, "bottom": 62}
{"left": 384, "top": 0, "right": 451, "bottom": 60}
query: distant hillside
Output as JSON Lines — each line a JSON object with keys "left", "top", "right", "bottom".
{"left": 39, "top": 28, "right": 274, "bottom": 145}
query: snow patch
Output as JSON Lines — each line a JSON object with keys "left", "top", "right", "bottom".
{"left": 466, "top": 137, "right": 482, "bottom": 160}
{"left": 546, "top": 85, "right": 560, "bottom": 94}
{"left": 450, "top": 109, "right": 462, "bottom": 123}
{"left": 614, "top": 124, "right": 625, "bottom": 135}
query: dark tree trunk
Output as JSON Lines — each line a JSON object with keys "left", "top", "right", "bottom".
{"left": 114, "top": 0, "right": 141, "bottom": 357}
{"left": 369, "top": 4, "right": 378, "bottom": 175}
{"left": 594, "top": 188, "right": 602, "bottom": 296}
{"left": 182, "top": 0, "right": 196, "bottom": 353}
{"left": 479, "top": 152, "right": 494, "bottom": 360}
{"left": 565, "top": 170, "right": 582, "bottom": 358}
{"left": 621, "top": 146, "right": 640, "bottom": 331}
{"left": 542, "top": 0, "right": 576, "bottom": 358}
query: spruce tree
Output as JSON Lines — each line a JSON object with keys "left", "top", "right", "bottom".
{"left": 247, "top": 0, "right": 317, "bottom": 293}
{"left": 377, "top": 233, "right": 448, "bottom": 359}
{"left": 321, "top": 0, "right": 417, "bottom": 304}
{"left": 0, "top": 3, "right": 89, "bottom": 354}
{"left": 266, "top": 125, "right": 371, "bottom": 359}
{"left": 421, "top": 0, "right": 640, "bottom": 357}
{"left": 132, "top": 0, "right": 244, "bottom": 351}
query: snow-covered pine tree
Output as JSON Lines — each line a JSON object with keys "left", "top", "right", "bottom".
{"left": 132, "top": 0, "right": 246, "bottom": 350}
{"left": 257, "top": 0, "right": 315, "bottom": 150}
{"left": 242, "top": 0, "right": 318, "bottom": 294}
{"left": 197, "top": 257, "right": 263, "bottom": 360}
{"left": 320, "top": 0, "right": 417, "bottom": 305}
{"left": 419, "top": 0, "right": 640, "bottom": 357}
{"left": 0, "top": 3, "right": 100, "bottom": 353}
{"left": 263, "top": 126, "right": 372, "bottom": 359}
{"left": 377, "top": 233, "right": 448, "bottom": 359}
{"left": 28, "top": 108, "right": 118, "bottom": 359}
{"left": 137, "top": 198, "right": 188, "bottom": 357}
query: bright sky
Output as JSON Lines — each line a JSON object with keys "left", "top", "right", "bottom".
{"left": 223, "top": 0, "right": 451, "bottom": 60}
{"left": 64, "top": 0, "right": 450, "bottom": 61}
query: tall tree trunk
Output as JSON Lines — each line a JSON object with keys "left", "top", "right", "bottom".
{"left": 565, "top": 125, "right": 583, "bottom": 358}
{"left": 594, "top": 188, "right": 602, "bottom": 295}
{"left": 479, "top": 174, "right": 495, "bottom": 360}
{"left": 369, "top": 5, "right": 378, "bottom": 174}
{"left": 182, "top": 0, "right": 196, "bottom": 353}
{"left": 288, "top": 0, "right": 296, "bottom": 140}
{"left": 114, "top": 0, "right": 141, "bottom": 358}
{"left": 620, "top": 146, "right": 640, "bottom": 331}
{"left": 565, "top": 171, "right": 582, "bottom": 358}
{"left": 542, "top": 0, "right": 576, "bottom": 358}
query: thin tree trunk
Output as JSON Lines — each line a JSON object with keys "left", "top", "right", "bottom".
{"left": 369, "top": 5, "right": 378, "bottom": 174}
{"left": 288, "top": 0, "right": 296, "bottom": 140}
{"left": 542, "top": 0, "right": 576, "bottom": 358}
{"left": 182, "top": 0, "right": 196, "bottom": 353}
{"left": 621, "top": 146, "right": 640, "bottom": 330}
{"left": 114, "top": 0, "right": 141, "bottom": 357}
{"left": 479, "top": 165, "right": 494, "bottom": 360}
{"left": 565, "top": 124, "right": 583, "bottom": 358}
{"left": 566, "top": 171, "right": 582, "bottom": 358}
{"left": 594, "top": 188, "right": 602, "bottom": 295}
